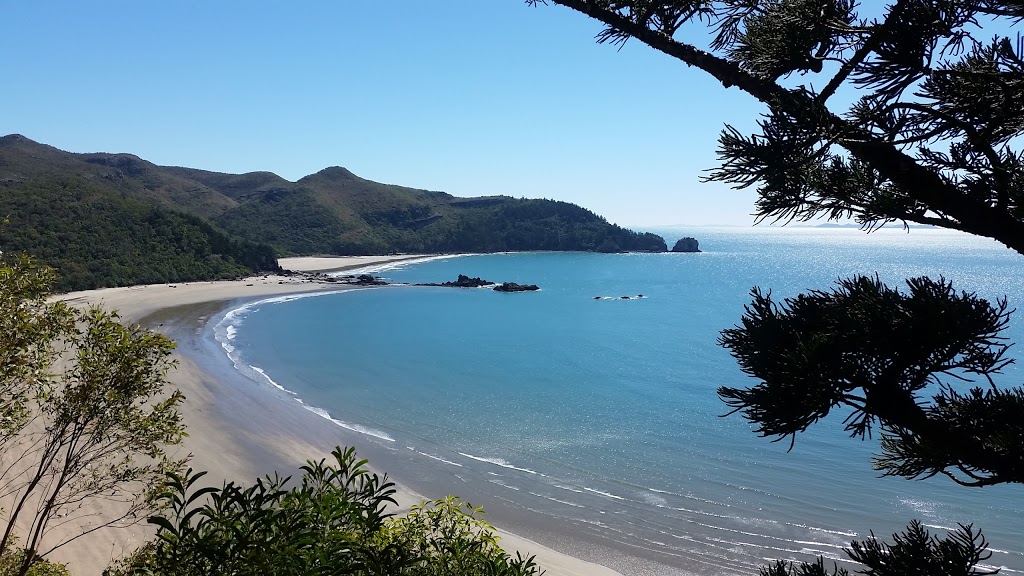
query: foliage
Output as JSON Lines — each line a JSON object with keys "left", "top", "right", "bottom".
{"left": 718, "top": 275, "right": 1022, "bottom": 486}
{"left": 760, "top": 521, "right": 994, "bottom": 576}
{"left": 0, "top": 537, "right": 70, "bottom": 576}
{"left": 117, "top": 446, "right": 542, "bottom": 576}
{"left": 528, "top": 0, "right": 1024, "bottom": 246}
{"left": 0, "top": 252, "right": 186, "bottom": 576}
{"left": 1, "top": 135, "right": 666, "bottom": 270}
{"left": 0, "top": 252, "right": 72, "bottom": 446}
{"left": 377, "top": 496, "right": 543, "bottom": 576}
{"left": 212, "top": 187, "right": 667, "bottom": 256}
{"left": 530, "top": 0, "right": 1024, "bottom": 573}
{"left": 0, "top": 174, "right": 279, "bottom": 291}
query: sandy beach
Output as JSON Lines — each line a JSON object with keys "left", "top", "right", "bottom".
{"left": 48, "top": 256, "right": 622, "bottom": 576}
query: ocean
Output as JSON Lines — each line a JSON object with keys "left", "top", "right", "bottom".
{"left": 211, "top": 226, "right": 1024, "bottom": 575}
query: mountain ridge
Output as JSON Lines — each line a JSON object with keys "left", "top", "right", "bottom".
{"left": 0, "top": 135, "right": 668, "bottom": 290}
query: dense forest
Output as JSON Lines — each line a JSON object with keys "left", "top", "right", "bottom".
{"left": 0, "top": 135, "right": 667, "bottom": 290}
{"left": 0, "top": 175, "right": 279, "bottom": 291}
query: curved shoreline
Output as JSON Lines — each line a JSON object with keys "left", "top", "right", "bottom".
{"left": 52, "top": 262, "right": 624, "bottom": 576}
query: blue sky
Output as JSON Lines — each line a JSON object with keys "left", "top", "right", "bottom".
{"left": 2, "top": 1, "right": 770, "bottom": 226}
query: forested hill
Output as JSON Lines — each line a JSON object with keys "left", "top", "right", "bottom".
{"left": 0, "top": 136, "right": 279, "bottom": 291}
{"left": 0, "top": 135, "right": 667, "bottom": 289}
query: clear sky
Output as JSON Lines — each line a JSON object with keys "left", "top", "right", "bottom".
{"left": 1, "top": 1, "right": 770, "bottom": 227}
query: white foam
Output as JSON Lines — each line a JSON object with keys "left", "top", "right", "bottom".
{"left": 416, "top": 451, "right": 462, "bottom": 467}
{"left": 213, "top": 288, "right": 359, "bottom": 380}
{"left": 303, "top": 405, "right": 331, "bottom": 419}
{"left": 554, "top": 484, "right": 586, "bottom": 494}
{"left": 583, "top": 487, "right": 625, "bottom": 500}
{"left": 789, "top": 523, "right": 858, "bottom": 537}
{"left": 983, "top": 566, "right": 1022, "bottom": 575}
{"left": 648, "top": 487, "right": 729, "bottom": 506}
{"left": 249, "top": 365, "right": 293, "bottom": 394}
{"left": 210, "top": 288, "right": 401, "bottom": 443}
{"left": 296, "top": 401, "right": 394, "bottom": 442}
{"left": 458, "top": 452, "right": 537, "bottom": 474}
{"left": 330, "top": 418, "right": 395, "bottom": 442}
{"left": 528, "top": 492, "right": 587, "bottom": 508}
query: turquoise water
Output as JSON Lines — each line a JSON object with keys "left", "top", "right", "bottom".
{"left": 213, "top": 227, "right": 1024, "bottom": 575}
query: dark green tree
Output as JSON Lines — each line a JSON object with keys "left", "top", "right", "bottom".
{"left": 531, "top": 0, "right": 1024, "bottom": 573}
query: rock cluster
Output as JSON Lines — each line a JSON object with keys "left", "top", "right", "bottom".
{"left": 417, "top": 274, "right": 495, "bottom": 288}
{"left": 493, "top": 282, "right": 540, "bottom": 293}
{"left": 416, "top": 274, "right": 539, "bottom": 292}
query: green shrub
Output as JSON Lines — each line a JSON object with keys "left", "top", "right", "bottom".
{"left": 0, "top": 538, "right": 70, "bottom": 576}
{"left": 116, "top": 447, "right": 543, "bottom": 576}
{"left": 376, "top": 497, "right": 542, "bottom": 576}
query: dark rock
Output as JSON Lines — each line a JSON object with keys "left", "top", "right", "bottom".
{"left": 620, "top": 296, "right": 631, "bottom": 299}
{"left": 671, "top": 237, "right": 700, "bottom": 252}
{"left": 415, "top": 274, "right": 495, "bottom": 288}
{"left": 354, "top": 274, "right": 387, "bottom": 286}
{"left": 494, "top": 282, "right": 540, "bottom": 293}
{"left": 442, "top": 274, "right": 495, "bottom": 288}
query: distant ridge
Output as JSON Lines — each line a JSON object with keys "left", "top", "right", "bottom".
{"left": 0, "top": 135, "right": 667, "bottom": 290}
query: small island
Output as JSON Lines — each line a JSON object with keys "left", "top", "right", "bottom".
{"left": 670, "top": 237, "right": 700, "bottom": 252}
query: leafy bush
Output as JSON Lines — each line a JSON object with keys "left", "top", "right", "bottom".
{"left": 0, "top": 537, "right": 70, "bottom": 576}
{"left": 376, "top": 497, "right": 542, "bottom": 576}
{"left": 114, "top": 447, "right": 543, "bottom": 576}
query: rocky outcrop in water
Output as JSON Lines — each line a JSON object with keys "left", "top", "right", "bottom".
{"left": 416, "top": 274, "right": 496, "bottom": 288}
{"left": 671, "top": 237, "right": 700, "bottom": 253}
{"left": 493, "top": 282, "right": 540, "bottom": 293}
{"left": 352, "top": 274, "right": 388, "bottom": 285}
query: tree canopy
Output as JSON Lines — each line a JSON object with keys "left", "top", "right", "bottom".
{"left": 533, "top": 0, "right": 1024, "bottom": 573}
{"left": 531, "top": 0, "right": 1023, "bottom": 247}
{"left": 0, "top": 252, "right": 186, "bottom": 576}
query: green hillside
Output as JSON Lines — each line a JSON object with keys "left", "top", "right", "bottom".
{"left": 0, "top": 136, "right": 277, "bottom": 290}
{"left": 0, "top": 134, "right": 667, "bottom": 290}
{"left": 211, "top": 167, "right": 667, "bottom": 255}
{"left": 0, "top": 176, "right": 278, "bottom": 291}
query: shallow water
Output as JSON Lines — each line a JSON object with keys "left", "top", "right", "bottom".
{"left": 212, "top": 227, "right": 1024, "bottom": 575}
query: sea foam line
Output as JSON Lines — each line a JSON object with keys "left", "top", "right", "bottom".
{"left": 647, "top": 488, "right": 859, "bottom": 539}
{"left": 300, "top": 405, "right": 395, "bottom": 442}
{"left": 458, "top": 452, "right": 538, "bottom": 474}
{"left": 528, "top": 492, "right": 586, "bottom": 508}
{"left": 212, "top": 288, "right": 396, "bottom": 444}
{"left": 583, "top": 487, "right": 625, "bottom": 500}
{"left": 416, "top": 451, "right": 463, "bottom": 467}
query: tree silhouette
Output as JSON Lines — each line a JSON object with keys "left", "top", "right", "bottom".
{"left": 532, "top": 0, "right": 1024, "bottom": 573}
